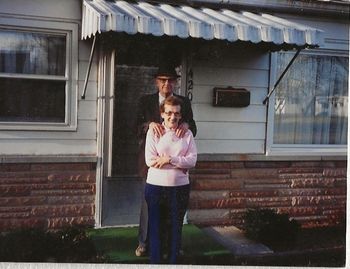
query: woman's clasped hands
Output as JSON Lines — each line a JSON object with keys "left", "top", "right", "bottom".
{"left": 150, "top": 154, "right": 171, "bottom": 168}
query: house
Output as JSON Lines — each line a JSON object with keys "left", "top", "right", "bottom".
{"left": 0, "top": 0, "right": 348, "bottom": 231}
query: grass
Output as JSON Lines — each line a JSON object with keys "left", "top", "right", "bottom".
{"left": 0, "top": 223, "right": 344, "bottom": 265}
{"left": 86, "top": 224, "right": 346, "bottom": 266}
{"left": 87, "top": 224, "right": 230, "bottom": 263}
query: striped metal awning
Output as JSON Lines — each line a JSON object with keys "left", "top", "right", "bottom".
{"left": 82, "top": 0, "right": 324, "bottom": 49}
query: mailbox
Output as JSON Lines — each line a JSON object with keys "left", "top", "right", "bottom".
{"left": 213, "top": 87, "right": 250, "bottom": 107}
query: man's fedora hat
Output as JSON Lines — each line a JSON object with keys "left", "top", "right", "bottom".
{"left": 155, "top": 63, "right": 180, "bottom": 78}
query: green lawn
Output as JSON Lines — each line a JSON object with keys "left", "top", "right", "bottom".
{"left": 87, "top": 224, "right": 345, "bottom": 266}
{"left": 87, "top": 224, "right": 230, "bottom": 263}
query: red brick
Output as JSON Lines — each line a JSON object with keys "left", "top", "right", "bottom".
{"left": 334, "top": 179, "right": 347, "bottom": 187}
{"left": 291, "top": 195, "right": 346, "bottom": 206}
{"left": 47, "top": 172, "right": 95, "bottom": 183}
{"left": 0, "top": 185, "right": 31, "bottom": 197}
{"left": 279, "top": 167, "right": 324, "bottom": 174}
{"left": 47, "top": 216, "right": 95, "bottom": 229}
{"left": 290, "top": 161, "right": 324, "bottom": 168}
{"left": 276, "top": 207, "right": 319, "bottom": 216}
{"left": 0, "top": 206, "right": 31, "bottom": 213}
{"left": 323, "top": 168, "right": 347, "bottom": 177}
{"left": 230, "top": 162, "right": 245, "bottom": 169}
{"left": 190, "top": 169, "right": 230, "bottom": 175}
{"left": 190, "top": 198, "right": 245, "bottom": 209}
{"left": 333, "top": 161, "right": 347, "bottom": 167}
{"left": 291, "top": 178, "right": 335, "bottom": 188}
{"left": 0, "top": 218, "right": 46, "bottom": 230}
{"left": 0, "top": 212, "right": 30, "bottom": 218}
{"left": 47, "top": 196, "right": 95, "bottom": 205}
{"left": 324, "top": 187, "right": 346, "bottom": 195}
{"left": 243, "top": 178, "right": 291, "bottom": 189}
{"left": 190, "top": 174, "right": 230, "bottom": 180}
{"left": 195, "top": 162, "right": 231, "bottom": 169}
{"left": 0, "top": 171, "right": 48, "bottom": 178}
{"left": 231, "top": 168, "right": 278, "bottom": 179}
{"left": 279, "top": 173, "right": 323, "bottom": 179}
{"left": 31, "top": 163, "right": 94, "bottom": 171}
{"left": 191, "top": 219, "right": 237, "bottom": 227}
{"left": 31, "top": 189, "right": 94, "bottom": 196}
{"left": 320, "top": 162, "right": 339, "bottom": 168}
{"left": 31, "top": 204, "right": 94, "bottom": 218}
{"left": 191, "top": 179, "right": 241, "bottom": 190}
{"left": 30, "top": 183, "right": 94, "bottom": 191}
{"left": 229, "top": 190, "right": 279, "bottom": 198}
{"left": 244, "top": 161, "right": 291, "bottom": 168}
{"left": 246, "top": 197, "right": 291, "bottom": 207}
{"left": 0, "top": 177, "right": 48, "bottom": 184}
{"left": 0, "top": 197, "right": 47, "bottom": 206}
{"left": 0, "top": 164, "right": 31, "bottom": 172}
{"left": 322, "top": 208, "right": 346, "bottom": 217}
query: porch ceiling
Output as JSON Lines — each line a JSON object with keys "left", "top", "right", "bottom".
{"left": 82, "top": 0, "right": 324, "bottom": 50}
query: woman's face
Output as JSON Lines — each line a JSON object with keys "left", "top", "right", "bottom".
{"left": 161, "top": 104, "right": 181, "bottom": 129}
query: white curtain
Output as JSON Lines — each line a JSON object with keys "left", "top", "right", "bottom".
{"left": 0, "top": 30, "right": 65, "bottom": 75}
{"left": 274, "top": 53, "right": 348, "bottom": 145}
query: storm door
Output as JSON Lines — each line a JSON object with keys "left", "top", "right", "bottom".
{"left": 101, "top": 39, "right": 183, "bottom": 226}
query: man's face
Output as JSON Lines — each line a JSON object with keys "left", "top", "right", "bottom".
{"left": 156, "top": 76, "right": 176, "bottom": 97}
{"left": 161, "top": 104, "right": 181, "bottom": 129}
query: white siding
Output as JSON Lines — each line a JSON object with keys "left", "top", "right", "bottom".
{"left": 280, "top": 15, "right": 349, "bottom": 51}
{"left": 0, "top": 0, "right": 98, "bottom": 156}
{"left": 192, "top": 48, "right": 269, "bottom": 154}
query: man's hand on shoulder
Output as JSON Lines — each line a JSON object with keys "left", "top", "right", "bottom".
{"left": 149, "top": 122, "right": 165, "bottom": 137}
{"left": 175, "top": 122, "right": 189, "bottom": 138}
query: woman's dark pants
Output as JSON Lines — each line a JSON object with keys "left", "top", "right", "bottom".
{"left": 145, "top": 183, "right": 190, "bottom": 264}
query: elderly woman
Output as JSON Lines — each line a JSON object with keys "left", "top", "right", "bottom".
{"left": 144, "top": 95, "right": 197, "bottom": 264}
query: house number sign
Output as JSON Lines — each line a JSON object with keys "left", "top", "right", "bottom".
{"left": 187, "top": 68, "right": 193, "bottom": 101}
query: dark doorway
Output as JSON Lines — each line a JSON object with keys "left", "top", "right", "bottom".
{"left": 102, "top": 35, "right": 183, "bottom": 226}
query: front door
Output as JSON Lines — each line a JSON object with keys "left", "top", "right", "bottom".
{"left": 101, "top": 38, "right": 183, "bottom": 226}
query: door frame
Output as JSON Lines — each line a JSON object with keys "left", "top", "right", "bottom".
{"left": 95, "top": 48, "right": 115, "bottom": 228}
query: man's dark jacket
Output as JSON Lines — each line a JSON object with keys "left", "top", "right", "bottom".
{"left": 136, "top": 92, "right": 197, "bottom": 177}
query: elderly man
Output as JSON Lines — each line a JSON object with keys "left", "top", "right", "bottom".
{"left": 135, "top": 63, "right": 197, "bottom": 257}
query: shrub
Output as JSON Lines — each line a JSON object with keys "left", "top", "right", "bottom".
{"left": 243, "top": 208, "right": 301, "bottom": 249}
{"left": 0, "top": 226, "right": 105, "bottom": 263}
{"left": 0, "top": 228, "right": 56, "bottom": 262}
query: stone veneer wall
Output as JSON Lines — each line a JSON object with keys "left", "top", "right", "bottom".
{"left": 0, "top": 163, "right": 96, "bottom": 231}
{"left": 188, "top": 160, "right": 346, "bottom": 229}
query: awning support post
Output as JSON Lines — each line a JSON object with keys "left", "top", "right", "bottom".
{"left": 81, "top": 35, "right": 97, "bottom": 100}
{"left": 263, "top": 48, "right": 302, "bottom": 105}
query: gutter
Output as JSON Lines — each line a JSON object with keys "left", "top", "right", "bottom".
{"left": 148, "top": 0, "right": 349, "bottom": 18}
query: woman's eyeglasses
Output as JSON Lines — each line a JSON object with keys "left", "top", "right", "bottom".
{"left": 164, "top": 111, "right": 181, "bottom": 117}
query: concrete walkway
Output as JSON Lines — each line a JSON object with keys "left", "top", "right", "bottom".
{"left": 202, "top": 226, "right": 273, "bottom": 256}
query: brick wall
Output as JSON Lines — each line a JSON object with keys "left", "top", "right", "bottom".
{"left": 0, "top": 162, "right": 96, "bottom": 231}
{"left": 188, "top": 160, "right": 346, "bottom": 229}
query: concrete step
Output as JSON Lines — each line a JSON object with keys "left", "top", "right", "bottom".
{"left": 201, "top": 226, "right": 273, "bottom": 256}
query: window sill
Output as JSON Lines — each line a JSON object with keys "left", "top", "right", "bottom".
{"left": 267, "top": 145, "right": 347, "bottom": 157}
{"left": 197, "top": 153, "right": 347, "bottom": 162}
{"left": 0, "top": 122, "right": 77, "bottom": 131}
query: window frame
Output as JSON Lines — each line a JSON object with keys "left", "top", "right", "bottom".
{"left": 266, "top": 48, "right": 348, "bottom": 156}
{"left": 0, "top": 15, "right": 78, "bottom": 131}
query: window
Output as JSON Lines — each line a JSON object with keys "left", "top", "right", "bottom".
{"left": 267, "top": 51, "right": 348, "bottom": 155}
{"left": 0, "top": 19, "right": 78, "bottom": 130}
